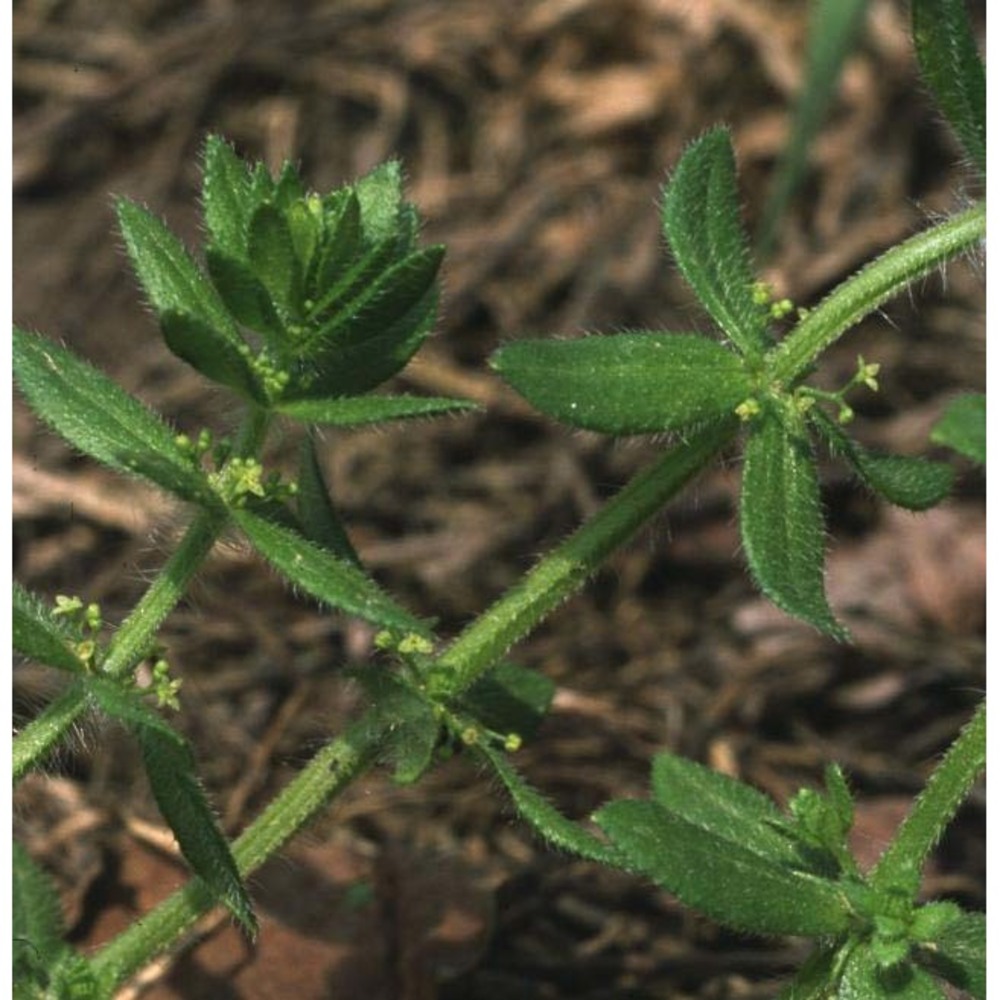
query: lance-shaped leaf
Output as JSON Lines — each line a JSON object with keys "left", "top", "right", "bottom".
{"left": 206, "top": 249, "right": 285, "bottom": 340}
{"left": 662, "top": 128, "right": 772, "bottom": 359}
{"left": 912, "top": 0, "right": 985, "bottom": 176}
{"left": 476, "top": 742, "right": 622, "bottom": 865}
{"left": 247, "top": 202, "right": 303, "bottom": 316}
{"left": 232, "top": 507, "right": 428, "bottom": 635}
{"left": 88, "top": 679, "right": 257, "bottom": 938}
{"left": 595, "top": 799, "right": 851, "bottom": 937}
{"left": 13, "top": 329, "right": 217, "bottom": 507}
{"left": 278, "top": 394, "right": 478, "bottom": 428}
{"left": 492, "top": 332, "right": 751, "bottom": 434}
{"left": 810, "top": 408, "right": 954, "bottom": 511}
{"left": 13, "top": 583, "right": 85, "bottom": 674}
{"left": 740, "top": 404, "right": 846, "bottom": 639}
{"left": 116, "top": 199, "right": 264, "bottom": 401}
{"left": 915, "top": 911, "right": 985, "bottom": 1000}
{"left": 307, "top": 233, "right": 399, "bottom": 324}
{"left": 931, "top": 392, "right": 985, "bottom": 465}
{"left": 201, "top": 135, "right": 252, "bottom": 259}
{"left": 650, "top": 753, "right": 836, "bottom": 875}
{"left": 296, "top": 434, "right": 362, "bottom": 567}
{"left": 775, "top": 945, "right": 845, "bottom": 1000}
{"left": 13, "top": 841, "right": 69, "bottom": 979}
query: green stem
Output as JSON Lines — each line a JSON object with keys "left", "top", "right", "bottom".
{"left": 869, "top": 701, "right": 985, "bottom": 894}
{"left": 12, "top": 684, "right": 88, "bottom": 783}
{"left": 425, "top": 419, "right": 738, "bottom": 698}
{"left": 769, "top": 202, "right": 985, "bottom": 386}
{"left": 11, "top": 408, "right": 272, "bottom": 780}
{"left": 100, "top": 508, "right": 227, "bottom": 679}
{"left": 90, "top": 418, "right": 738, "bottom": 989}
{"left": 90, "top": 714, "right": 381, "bottom": 992}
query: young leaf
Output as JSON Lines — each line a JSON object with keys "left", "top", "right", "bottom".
{"left": 116, "top": 199, "right": 264, "bottom": 401}
{"left": 493, "top": 332, "right": 752, "bottom": 434}
{"left": 650, "top": 753, "right": 835, "bottom": 874}
{"left": 13, "top": 583, "right": 85, "bottom": 674}
{"left": 595, "top": 799, "right": 851, "bottom": 937}
{"left": 662, "top": 128, "right": 772, "bottom": 359}
{"left": 477, "top": 742, "right": 622, "bottom": 865}
{"left": 461, "top": 661, "right": 556, "bottom": 742}
{"left": 278, "top": 394, "right": 478, "bottom": 427}
{"left": 354, "top": 159, "right": 404, "bottom": 244}
{"left": 740, "top": 404, "right": 847, "bottom": 639}
{"left": 310, "top": 192, "right": 363, "bottom": 305}
{"left": 206, "top": 248, "right": 285, "bottom": 340}
{"left": 930, "top": 392, "right": 985, "bottom": 465}
{"left": 247, "top": 202, "right": 303, "bottom": 316}
{"left": 915, "top": 911, "right": 985, "bottom": 1000}
{"left": 201, "top": 135, "right": 252, "bottom": 259}
{"left": 809, "top": 408, "right": 954, "bottom": 511}
{"left": 232, "top": 507, "right": 428, "bottom": 635}
{"left": 312, "top": 246, "right": 444, "bottom": 353}
{"left": 88, "top": 679, "right": 257, "bottom": 938}
{"left": 912, "top": 0, "right": 986, "bottom": 176}
{"left": 13, "top": 841, "right": 69, "bottom": 975}
{"left": 13, "top": 330, "right": 218, "bottom": 507}
{"left": 296, "top": 433, "right": 362, "bottom": 567}
{"left": 837, "top": 948, "right": 944, "bottom": 999}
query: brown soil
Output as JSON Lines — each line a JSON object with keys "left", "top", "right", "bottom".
{"left": 14, "top": 2, "right": 985, "bottom": 998}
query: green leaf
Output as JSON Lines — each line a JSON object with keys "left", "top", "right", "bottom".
{"left": 775, "top": 944, "right": 845, "bottom": 1000}
{"left": 930, "top": 392, "right": 985, "bottom": 465}
{"left": 88, "top": 679, "right": 257, "bottom": 938}
{"left": 915, "top": 911, "right": 985, "bottom": 1000}
{"left": 662, "top": 128, "right": 772, "bottom": 359}
{"left": 312, "top": 246, "right": 444, "bottom": 352}
{"left": 757, "top": 0, "right": 869, "bottom": 256}
{"left": 232, "top": 507, "right": 428, "bottom": 634}
{"left": 740, "top": 404, "right": 847, "bottom": 639}
{"left": 206, "top": 249, "right": 285, "bottom": 339}
{"left": 13, "top": 583, "right": 85, "bottom": 674}
{"left": 247, "top": 202, "right": 303, "bottom": 316}
{"left": 310, "top": 192, "right": 363, "bottom": 304}
{"left": 354, "top": 159, "right": 404, "bottom": 244}
{"left": 649, "top": 752, "right": 833, "bottom": 874}
{"left": 201, "top": 135, "right": 252, "bottom": 259}
{"left": 13, "top": 841, "right": 69, "bottom": 976}
{"left": 477, "top": 742, "right": 622, "bottom": 865}
{"left": 13, "top": 330, "right": 217, "bottom": 507}
{"left": 273, "top": 161, "right": 306, "bottom": 210}
{"left": 116, "top": 199, "right": 263, "bottom": 400}
{"left": 595, "top": 799, "right": 851, "bottom": 937}
{"left": 278, "top": 394, "right": 478, "bottom": 427}
{"left": 912, "top": 0, "right": 986, "bottom": 176}
{"left": 492, "top": 333, "right": 752, "bottom": 434}
{"left": 461, "top": 662, "right": 555, "bottom": 742}
{"left": 307, "top": 235, "right": 401, "bottom": 327}
{"left": 296, "top": 434, "right": 362, "bottom": 567}
{"left": 358, "top": 672, "right": 439, "bottom": 784}
{"left": 810, "top": 408, "right": 954, "bottom": 511}
{"left": 838, "top": 949, "right": 944, "bottom": 999}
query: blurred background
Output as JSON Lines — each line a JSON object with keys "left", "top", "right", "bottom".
{"left": 13, "top": 1, "right": 985, "bottom": 997}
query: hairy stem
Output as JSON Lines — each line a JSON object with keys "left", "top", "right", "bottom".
{"left": 425, "top": 419, "right": 738, "bottom": 698}
{"left": 769, "top": 202, "right": 985, "bottom": 386}
{"left": 869, "top": 700, "right": 985, "bottom": 894}
{"left": 12, "top": 408, "right": 272, "bottom": 781}
{"left": 12, "top": 684, "right": 88, "bottom": 783}
{"left": 90, "top": 714, "right": 381, "bottom": 992}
